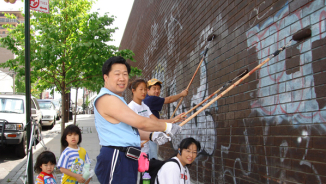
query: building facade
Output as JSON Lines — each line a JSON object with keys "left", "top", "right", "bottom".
{"left": 0, "top": 10, "right": 24, "bottom": 92}
{"left": 120, "top": 0, "right": 326, "bottom": 183}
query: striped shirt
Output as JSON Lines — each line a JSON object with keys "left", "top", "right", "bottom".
{"left": 57, "top": 147, "right": 90, "bottom": 184}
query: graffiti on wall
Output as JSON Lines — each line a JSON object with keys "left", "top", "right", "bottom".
{"left": 140, "top": 0, "right": 326, "bottom": 183}
{"left": 214, "top": 0, "right": 326, "bottom": 183}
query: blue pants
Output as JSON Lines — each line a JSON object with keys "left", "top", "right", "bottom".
{"left": 95, "top": 146, "right": 138, "bottom": 184}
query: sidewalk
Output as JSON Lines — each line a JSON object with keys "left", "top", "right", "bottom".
{"left": 0, "top": 114, "right": 101, "bottom": 184}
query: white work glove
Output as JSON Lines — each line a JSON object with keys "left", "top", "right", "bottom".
{"left": 151, "top": 132, "right": 171, "bottom": 145}
{"left": 164, "top": 123, "right": 182, "bottom": 138}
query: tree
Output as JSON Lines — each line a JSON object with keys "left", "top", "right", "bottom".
{"left": 0, "top": 0, "right": 141, "bottom": 145}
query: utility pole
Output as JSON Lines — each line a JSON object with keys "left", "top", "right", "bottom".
{"left": 24, "top": 0, "right": 33, "bottom": 183}
{"left": 74, "top": 87, "right": 78, "bottom": 125}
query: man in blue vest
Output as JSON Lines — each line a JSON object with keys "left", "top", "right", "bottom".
{"left": 94, "top": 56, "right": 182, "bottom": 184}
{"left": 143, "top": 79, "right": 188, "bottom": 159}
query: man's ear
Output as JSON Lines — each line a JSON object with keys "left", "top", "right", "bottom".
{"left": 104, "top": 74, "right": 109, "bottom": 81}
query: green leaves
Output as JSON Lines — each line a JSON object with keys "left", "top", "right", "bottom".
{"left": 0, "top": 0, "right": 141, "bottom": 95}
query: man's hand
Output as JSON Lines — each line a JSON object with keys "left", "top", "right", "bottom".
{"left": 180, "top": 89, "right": 188, "bottom": 97}
{"left": 172, "top": 113, "right": 186, "bottom": 123}
{"left": 165, "top": 123, "right": 182, "bottom": 137}
{"left": 76, "top": 174, "right": 86, "bottom": 183}
{"left": 151, "top": 132, "right": 171, "bottom": 145}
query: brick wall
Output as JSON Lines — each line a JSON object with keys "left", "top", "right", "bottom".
{"left": 120, "top": 0, "right": 326, "bottom": 183}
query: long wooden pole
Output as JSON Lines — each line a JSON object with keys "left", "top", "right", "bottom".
{"left": 171, "top": 48, "right": 208, "bottom": 118}
{"left": 170, "top": 69, "right": 248, "bottom": 123}
{"left": 143, "top": 44, "right": 288, "bottom": 147}
{"left": 180, "top": 58, "right": 271, "bottom": 126}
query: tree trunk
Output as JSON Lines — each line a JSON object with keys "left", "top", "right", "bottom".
{"left": 61, "top": 91, "right": 66, "bottom": 153}
{"left": 74, "top": 87, "right": 78, "bottom": 125}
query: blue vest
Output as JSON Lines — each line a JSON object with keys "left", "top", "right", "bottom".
{"left": 94, "top": 88, "right": 140, "bottom": 147}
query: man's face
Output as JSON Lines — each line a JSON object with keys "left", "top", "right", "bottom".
{"left": 147, "top": 84, "right": 161, "bottom": 97}
{"left": 104, "top": 63, "right": 129, "bottom": 96}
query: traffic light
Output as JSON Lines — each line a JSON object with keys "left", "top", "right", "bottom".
{"left": 3, "top": 0, "right": 17, "bottom": 4}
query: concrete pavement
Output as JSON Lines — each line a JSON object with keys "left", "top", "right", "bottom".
{"left": 0, "top": 114, "right": 101, "bottom": 184}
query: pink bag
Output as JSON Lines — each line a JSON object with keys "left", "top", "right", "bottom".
{"left": 138, "top": 152, "right": 149, "bottom": 172}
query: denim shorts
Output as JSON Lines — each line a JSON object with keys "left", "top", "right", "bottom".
{"left": 95, "top": 146, "right": 138, "bottom": 184}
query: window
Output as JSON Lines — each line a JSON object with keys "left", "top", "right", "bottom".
{"left": 31, "top": 99, "right": 36, "bottom": 109}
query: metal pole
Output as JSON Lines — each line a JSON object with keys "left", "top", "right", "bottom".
{"left": 24, "top": 0, "right": 33, "bottom": 183}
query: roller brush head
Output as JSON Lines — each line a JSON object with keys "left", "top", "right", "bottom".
{"left": 292, "top": 28, "right": 311, "bottom": 41}
{"left": 207, "top": 34, "right": 216, "bottom": 41}
{"left": 237, "top": 69, "right": 249, "bottom": 78}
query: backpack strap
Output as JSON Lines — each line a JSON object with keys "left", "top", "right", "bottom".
{"left": 156, "top": 159, "right": 182, "bottom": 184}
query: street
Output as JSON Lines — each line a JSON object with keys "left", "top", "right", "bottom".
{"left": 0, "top": 114, "right": 100, "bottom": 184}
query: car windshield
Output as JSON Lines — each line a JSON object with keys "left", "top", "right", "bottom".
{"left": 39, "top": 102, "right": 52, "bottom": 110}
{"left": 52, "top": 101, "right": 60, "bottom": 108}
{"left": 0, "top": 98, "right": 24, "bottom": 114}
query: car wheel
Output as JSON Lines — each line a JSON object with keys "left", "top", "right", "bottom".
{"left": 15, "top": 132, "right": 26, "bottom": 158}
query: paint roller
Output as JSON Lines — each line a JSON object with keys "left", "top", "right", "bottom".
{"left": 141, "top": 69, "right": 248, "bottom": 147}
{"left": 179, "top": 27, "right": 312, "bottom": 127}
{"left": 170, "top": 34, "right": 216, "bottom": 118}
{"left": 141, "top": 28, "right": 312, "bottom": 147}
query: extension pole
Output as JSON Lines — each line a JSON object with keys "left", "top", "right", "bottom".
{"left": 171, "top": 69, "right": 248, "bottom": 123}
{"left": 179, "top": 43, "right": 290, "bottom": 127}
{"left": 24, "top": 0, "right": 33, "bottom": 183}
{"left": 171, "top": 48, "right": 208, "bottom": 118}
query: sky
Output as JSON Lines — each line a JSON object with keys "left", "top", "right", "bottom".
{"left": 0, "top": 0, "right": 135, "bottom": 101}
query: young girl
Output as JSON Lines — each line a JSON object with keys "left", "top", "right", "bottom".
{"left": 155, "top": 137, "right": 201, "bottom": 184}
{"left": 57, "top": 125, "right": 91, "bottom": 184}
{"left": 34, "top": 151, "right": 57, "bottom": 184}
{"left": 128, "top": 79, "right": 185, "bottom": 157}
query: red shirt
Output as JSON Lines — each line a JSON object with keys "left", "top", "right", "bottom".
{"left": 35, "top": 172, "right": 56, "bottom": 184}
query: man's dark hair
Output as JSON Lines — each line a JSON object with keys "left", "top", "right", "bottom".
{"left": 102, "top": 56, "right": 131, "bottom": 81}
{"left": 34, "top": 151, "right": 57, "bottom": 173}
{"left": 178, "top": 137, "right": 201, "bottom": 153}
{"left": 148, "top": 83, "right": 162, "bottom": 90}
{"left": 61, "top": 124, "right": 82, "bottom": 148}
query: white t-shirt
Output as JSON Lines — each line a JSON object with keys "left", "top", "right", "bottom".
{"left": 128, "top": 100, "right": 153, "bottom": 154}
{"left": 155, "top": 157, "right": 191, "bottom": 184}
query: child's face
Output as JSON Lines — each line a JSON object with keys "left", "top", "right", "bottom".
{"left": 66, "top": 132, "right": 79, "bottom": 148}
{"left": 132, "top": 82, "right": 147, "bottom": 101}
{"left": 40, "top": 161, "right": 55, "bottom": 175}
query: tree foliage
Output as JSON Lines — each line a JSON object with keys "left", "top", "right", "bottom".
{"left": 0, "top": 0, "right": 141, "bottom": 141}
{"left": 0, "top": 0, "right": 141, "bottom": 94}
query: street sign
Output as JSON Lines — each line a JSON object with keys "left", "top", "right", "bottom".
{"left": 30, "top": 0, "right": 49, "bottom": 14}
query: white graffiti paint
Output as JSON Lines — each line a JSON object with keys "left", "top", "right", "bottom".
{"left": 246, "top": 0, "right": 326, "bottom": 183}
{"left": 143, "top": 22, "right": 159, "bottom": 70}
{"left": 249, "top": 1, "right": 273, "bottom": 27}
{"left": 164, "top": 4, "right": 183, "bottom": 56}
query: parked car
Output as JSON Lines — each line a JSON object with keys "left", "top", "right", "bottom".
{"left": 37, "top": 100, "right": 57, "bottom": 129}
{"left": 0, "top": 93, "right": 42, "bottom": 158}
{"left": 77, "top": 106, "right": 83, "bottom": 114}
{"left": 51, "top": 100, "right": 61, "bottom": 120}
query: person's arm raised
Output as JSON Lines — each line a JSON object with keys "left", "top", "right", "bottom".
{"left": 96, "top": 94, "right": 166, "bottom": 132}
{"left": 164, "top": 89, "right": 188, "bottom": 104}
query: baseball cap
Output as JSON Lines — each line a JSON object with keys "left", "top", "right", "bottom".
{"left": 147, "top": 78, "right": 162, "bottom": 87}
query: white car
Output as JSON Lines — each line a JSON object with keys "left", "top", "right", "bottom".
{"left": 0, "top": 94, "right": 43, "bottom": 158}
{"left": 37, "top": 100, "right": 57, "bottom": 128}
